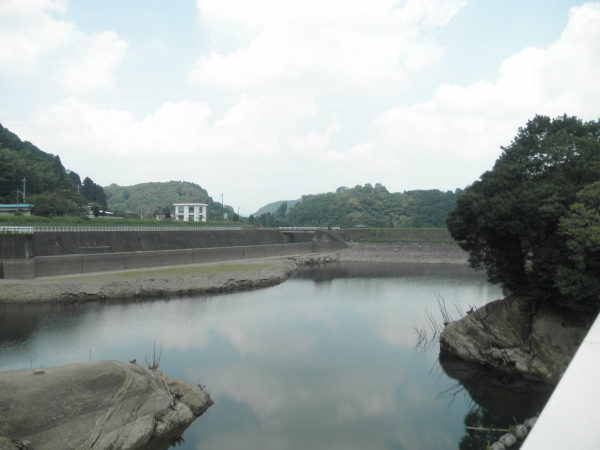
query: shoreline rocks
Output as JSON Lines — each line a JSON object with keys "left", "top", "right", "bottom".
{"left": 0, "top": 360, "right": 213, "bottom": 450}
{"left": 439, "top": 294, "right": 593, "bottom": 384}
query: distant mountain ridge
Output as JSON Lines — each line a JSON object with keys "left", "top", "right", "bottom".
{"left": 254, "top": 199, "right": 301, "bottom": 216}
{"left": 252, "top": 184, "right": 460, "bottom": 228}
{"left": 288, "top": 184, "right": 459, "bottom": 228}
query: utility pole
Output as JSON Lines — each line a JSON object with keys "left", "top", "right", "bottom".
{"left": 16, "top": 190, "right": 23, "bottom": 213}
{"left": 21, "top": 177, "right": 27, "bottom": 202}
{"left": 221, "top": 193, "right": 224, "bottom": 221}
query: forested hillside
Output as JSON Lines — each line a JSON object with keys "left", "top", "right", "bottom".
{"left": 253, "top": 184, "right": 459, "bottom": 228}
{"left": 254, "top": 199, "right": 301, "bottom": 215}
{"left": 0, "top": 124, "right": 106, "bottom": 215}
{"left": 104, "top": 181, "right": 236, "bottom": 220}
{"left": 0, "top": 124, "right": 78, "bottom": 202}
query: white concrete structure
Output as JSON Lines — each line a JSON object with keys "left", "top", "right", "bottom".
{"left": 173, "top": 203, "right": 208, "bottom": 222}
{"left": 522, "top": 313, "right": 600, "bottom": 449}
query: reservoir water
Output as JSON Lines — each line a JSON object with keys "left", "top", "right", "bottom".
{"left": 0, "top": 262, "right": 551, "bottom": 449}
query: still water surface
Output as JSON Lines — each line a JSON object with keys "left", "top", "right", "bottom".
{"left": 0, "top": 263, "right": 545, "bottom": 449}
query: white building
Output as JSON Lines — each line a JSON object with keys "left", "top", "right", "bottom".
{"left": 173, "top": 203, "right": 208, "bottom": 222}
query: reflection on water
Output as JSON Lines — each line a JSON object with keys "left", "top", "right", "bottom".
{"left": 439, "top": 353, "right": 553, "bottom": 449}
{"left": 295, "top": 261, "right": 485, "bottom": 282}
{"left": 0, "top": 262, "right": 548, "bottom": 449}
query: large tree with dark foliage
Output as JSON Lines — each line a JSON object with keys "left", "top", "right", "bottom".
{"left": 81, "top": 177, "right": 108, "bottom": 210}
{"left": 446, "top": 115, "right": 600, "bottom": 312}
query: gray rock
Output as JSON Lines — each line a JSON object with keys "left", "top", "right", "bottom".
{"left": 525, "top": 416, "right": 538, "bottom": 428}
{"left": 515, "top": 424, "right": 528, "bottom": 439}
{"left": 0, "top": 361, "right": 213, "bottom": 450}
{"left": 499, "top": 433, "right": 517, "bottom": 447}
{"left": 0, "top": 437, "right": 21, "bottom": 450}
{"left": 490, "top": 443, "right": 505, "bottom": 450}
{"left": 439, "top": 294, "right": 591, "bottom": 384}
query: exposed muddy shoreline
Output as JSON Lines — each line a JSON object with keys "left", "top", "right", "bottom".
{"left": 339, "top": 241, "right": 468, "bottom": 264}
{"left": 0, "top": 243, "right": 468, "bottom": 304}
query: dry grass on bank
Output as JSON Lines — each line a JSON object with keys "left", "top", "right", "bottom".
{"left": 41, "top": 263, "right": 271, "bottom": 283}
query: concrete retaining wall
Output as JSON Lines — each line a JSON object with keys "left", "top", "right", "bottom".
{"left": 30, "top": 230, "right": 292, "bottom": 256}
{"left": 0, "top": 234, "right": 34, "bottom": 259}
{"left": 1, "top": 229, "right": 346, "bottom": 279}
{"left": 29, "top": 242, "right": 332, "bottom": 278}
{"left": 0, "top": 259, "right": 35, "bottom": 279}
{"left": 34, "top": 255, "right": 83, "bottom": 277}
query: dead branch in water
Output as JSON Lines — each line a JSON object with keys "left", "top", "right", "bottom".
{"left": 413, "top": 294, "right": 466, "bottom": 353}
{"left": 145, "top": 340, "right": 163, "bottom": 372}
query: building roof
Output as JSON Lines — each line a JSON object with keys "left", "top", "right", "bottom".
{"left": 173, "top": 202, "right": 208, "bottom": 206}
{"left": 0, "top": 204, "right": 34, "bottom": 208}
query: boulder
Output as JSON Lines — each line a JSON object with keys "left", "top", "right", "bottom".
{"left": 499, "top": 433, "right": 517, "bottom": 447}
{"left": 0, "top": 361, "right": 213, "bottom": 450}
{"left": 439, "top": 294, "right": 592, "bottom": 384}
{"left": 515, "top": 424, "right": 528, "bottom": 439}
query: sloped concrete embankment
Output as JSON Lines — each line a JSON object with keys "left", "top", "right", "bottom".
{"left": 339, "top": 242, "right": 469, "bottom": 264}
{"left": 0, "top": 361, "right": 213, "bottom": 450}
{"left": 0, "top": 229, "right": 346, "bottom": 279}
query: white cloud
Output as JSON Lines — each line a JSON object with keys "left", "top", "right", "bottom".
{"left": 0, "top": 0, "right": 74, "bottom": 70}
{"left": 370, "top": 2, "right": 600, "bottom": 179}
{"left": 29, "top": 98, "right": 212, "bottom": 158}
{"left": 28, "top": 92, "right": 332, "bottom": 159}
{"left": 55, "top": 31, "right": 129, "bottom": 92}
{"left": 541, "top": 2, "right": 600, "bottom": 115}
{"left": 189, "top": 0, "right": 465, "bottom": 93}
{"left": 0, "top": 0, "right": 128, "bottom": 94}
{"left": 6, "top": 1, "right": 600, "bottom": 212}
{"left": 21, "top": 92, "right": 337, "bottom": 205}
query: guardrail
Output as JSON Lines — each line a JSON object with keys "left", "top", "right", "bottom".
{"left": 0, "top": 227, "right": 34, "bottom": 234}
{"left": 0, "top": 226, "right": 244, "bottom": 234}
{"left": 278, "top": 227, "right": 340, "bottom": 231}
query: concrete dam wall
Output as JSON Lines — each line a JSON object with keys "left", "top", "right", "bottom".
{"left": 0, "top": 229, "right": 346, "bottom": 279}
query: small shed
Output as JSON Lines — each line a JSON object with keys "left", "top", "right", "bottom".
{"left": 0, "top": 204, "right": 35, "bottom": 216}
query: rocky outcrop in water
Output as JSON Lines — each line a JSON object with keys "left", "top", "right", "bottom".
{"left": 0, "top": 360, "right": 213, "bottom": 450}
{"left": 439, "top": 294, "right": 592, "bottom": 384}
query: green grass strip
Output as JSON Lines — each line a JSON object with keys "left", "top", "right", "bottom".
{"left": 51, "top": 263, "right": 270, "bottom": 282}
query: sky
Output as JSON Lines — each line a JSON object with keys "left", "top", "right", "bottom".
{"left": 1, "top": 0, "right": 599, "bottom": 214}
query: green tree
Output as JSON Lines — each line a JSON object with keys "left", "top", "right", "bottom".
{"left": 29, "top": 190, "right": 87, "bottom": 217}
{"left": 81, "top": 177, "right": 108, "bottom": 210}
{"left": 446, "top": 115, "right": 600, "bottom": 311}
{"left": 276, "top": 201, "right": 288, "bottom": 219}
{"left": 555, "top": 181, "right": 600, "bottom": 311}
